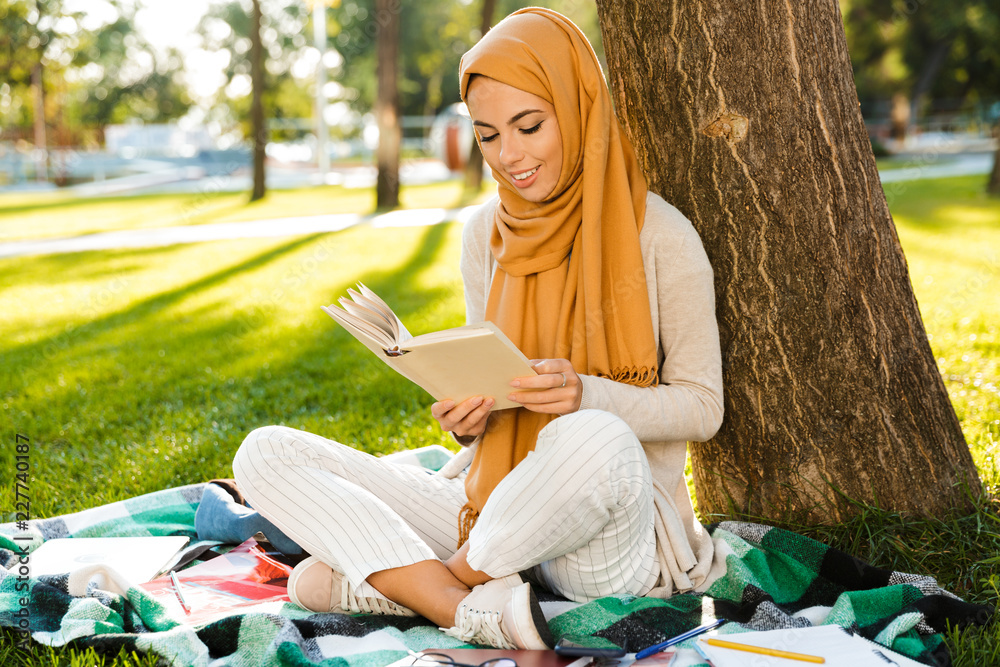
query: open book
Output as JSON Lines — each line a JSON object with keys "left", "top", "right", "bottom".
{"left": 322, "top": 283, "right": 536, "bottom": 411}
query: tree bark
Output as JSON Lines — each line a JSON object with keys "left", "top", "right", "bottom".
{"left": 31, "top": 62, "right": 47, "bottom": 183}
{"left": 595, "top": 0, "right": 980, "bottom": 521}
{"left": 989, "top": 126, "right": 1000, "bottom": 196}
{"left": 375, "top": 0, "right": 400, "bottom": 210}
{"left": 463, "top": 0, "right": 497, "bottom": 194}
{"left": 249, "top": 0, "right": 267, "bottom": 202}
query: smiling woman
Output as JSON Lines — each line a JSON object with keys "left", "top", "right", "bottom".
{"left": 231, "top": 7, "right": 724, "bottom": 652}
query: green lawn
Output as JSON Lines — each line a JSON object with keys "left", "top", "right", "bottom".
{"left": 0, "top": 175, "right": 998, "bottom": 664}
{"left": 0, "top": 178, "right": 490, "bottom": 243}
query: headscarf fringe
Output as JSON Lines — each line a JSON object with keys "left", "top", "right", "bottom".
{"left": 600, "top": 366, "right": 659, "bottom": 388}
{"left": 457, "top": 505, "right": 478, "bottom": 549}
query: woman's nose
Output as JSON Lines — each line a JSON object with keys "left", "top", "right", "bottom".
{"left": 499, "top": 135, "right": 524, "bottom": 167}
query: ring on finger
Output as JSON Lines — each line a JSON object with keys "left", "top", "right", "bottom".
{"left": 559, "top": 372, "right": 567, "bottom": 388}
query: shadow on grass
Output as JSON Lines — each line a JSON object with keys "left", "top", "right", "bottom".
{"left": 0, "top": 244, "right": 194, "bottom": 288}
{"left": 2, "top": 222, "right": 461, "bottom": 512}
{"left": 1, "top": 233, "right": 328, "bottom": 371}
{"left": 227, "top": 222, "right": 459, "bottom": 440}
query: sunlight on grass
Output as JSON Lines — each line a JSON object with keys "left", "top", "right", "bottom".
{"left": 0, "top": 178, "right": 494, "bottom": 243}
{"left": 891, "top": 176, "right": 1000, "bottom": 492}
{"left": 0, "top": 222, "right": 466, "bottom": 516}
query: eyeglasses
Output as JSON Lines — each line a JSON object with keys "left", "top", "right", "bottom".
{"left": 409, "top": 652, "right": 517, "bottom": 667}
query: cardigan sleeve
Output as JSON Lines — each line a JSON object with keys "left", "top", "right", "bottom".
{"left": 578, "top": 197, "right": 724, "bottom": 444}
{"left": 459, "top": 198, "right": 496, "bottom": 326}
{"left": 446, "top": 199, "right": 498, "bottom": 449}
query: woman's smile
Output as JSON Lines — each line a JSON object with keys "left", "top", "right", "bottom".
{"left": 511, "top": 166, "right": 540, "bottom": 187}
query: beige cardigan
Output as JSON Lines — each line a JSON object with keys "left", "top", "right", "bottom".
{"left": 440, "top": 191, "right": 725, "bottom": 597}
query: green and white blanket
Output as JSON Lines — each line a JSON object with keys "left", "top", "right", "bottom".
{"left": 0, "top": 483, "right": 989, "bottom": 666}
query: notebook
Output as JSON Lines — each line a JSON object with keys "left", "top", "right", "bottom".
{"left": 139, "top": 538, "right": 292, "bottom": 627}
{"left": 696, "top": 624, "right": 928, "bottom": 666}
{"left": 388, "top": 649, "right": 591, "bottom": 667}
{"left": 19, "top": 536, "right": 190, "bottom": 585}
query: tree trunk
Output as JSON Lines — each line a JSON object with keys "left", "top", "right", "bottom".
{"left": 463, "top": 0, "right": 497, "bottom": 194}
{"left": 31, "top": 62, "right": 47, "bottom": 183}
{"left": 249, "top": 0, "right": 267, "bottom": 202}
{"left": 375, "top": 0, "right": 400, "bottom": 210}
{"left": 313, "top": 0, "right": 330, "bottom": 178}
{"left": 908, "top": 38, "right": 953, "bottom": 136}
{"left": 989, "top": 125, "right": 1000, "bottom": 196}
{"left": 595, "top": 0, "right": 980, "bottom": 521}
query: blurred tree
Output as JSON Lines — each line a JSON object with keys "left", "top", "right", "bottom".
{"left": 374, "top": 0, "right": 399, "bottom": 209}
{"left": 0, "top": 0, "right": 81, "bottom": 179}
{"left": 197, "top": 0, "right": 312, "bottom": 141}
{"left": 990, "top": 136, "right": 1000, "bottom": 196}
{"left": 250, "top": 0, "right": 266, "bottom": 200}
{"left": 462, "top": 0, "right": 496, "bottom": 195}
{"left": 843, "top": 0, "right": 1000, "bottom": 130}
{"left": 69, "top": 13, "right": 192, "bottom": 141}
{"left": 843, "top": 0, "right": 1000, "bottom": 188}
{"left": 1, "top": 0, "right": 193, "bottom": 158}
{"left": 329, "top": 0, "right": 595, "bottom": 119}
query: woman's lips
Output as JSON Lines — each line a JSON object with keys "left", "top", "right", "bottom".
{"left": 510, "top": 166, "right": 539, "bottom": 189}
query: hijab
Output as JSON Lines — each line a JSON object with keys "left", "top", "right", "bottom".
{"left": 457, "top": 7, "right": 658, "bottom": 545}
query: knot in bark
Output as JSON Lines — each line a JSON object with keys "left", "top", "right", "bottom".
{"left": 702, "top": 112, "right": 749, "bottom": 144}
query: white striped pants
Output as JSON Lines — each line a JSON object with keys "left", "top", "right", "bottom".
{"left": 232, "top": 409, "right": 660, "bottom": 602}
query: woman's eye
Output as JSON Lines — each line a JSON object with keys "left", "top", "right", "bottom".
{"left": 479, "top": 133, "right": 498, "bottom": 143}
{"left": 520, "top": 122, "right": 543, "bottom": 135}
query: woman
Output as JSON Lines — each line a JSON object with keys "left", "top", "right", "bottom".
{"left": 233, "top": 8, "right": 723, "bottom": 650}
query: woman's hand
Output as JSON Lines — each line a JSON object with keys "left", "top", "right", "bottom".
{"left": 431, "top": 396, "right": 494, "bottom": 442}
{"left": 508, "top": 358, "right": 582, "bottom": 415}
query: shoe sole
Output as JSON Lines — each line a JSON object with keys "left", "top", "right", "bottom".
{"left": 507, "top": 583, "right": 554, "bottom": 649}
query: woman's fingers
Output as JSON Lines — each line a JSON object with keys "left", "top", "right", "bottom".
{"left": 507, "top": 358, "right": 582, "bottom": 414}
{"left": 431, "top": 396, "right": 494, "bottom": 436}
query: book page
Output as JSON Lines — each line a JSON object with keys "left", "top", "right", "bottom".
{"left": 355, "top": 283, "right": 412, "bottom": 345}
{"left": 338, "top": 297, "right": 394, "bottom": 334}
{"left": 321, "top": 304, "right": 396, "bottom": 352}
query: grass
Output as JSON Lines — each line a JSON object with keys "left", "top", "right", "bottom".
{"left": 0, "top": 174, "right": 997, "bottom": 664}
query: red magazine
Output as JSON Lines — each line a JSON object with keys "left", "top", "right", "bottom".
{"left": 140, "top": 538, "right": 293, "bottom": 627}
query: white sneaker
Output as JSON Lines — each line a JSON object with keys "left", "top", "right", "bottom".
{"left": 287, "top": 556, "right": 417, "bottom": 616}
{"left": 443, "top": 574, "right": 553, "bottom": 649}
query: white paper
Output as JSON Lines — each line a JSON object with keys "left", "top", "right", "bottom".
{"left": 696, "top": 625, "right": 927, "bottom": 667}
{"left": 16, "top": 536, "right": 190, "bottom": 586}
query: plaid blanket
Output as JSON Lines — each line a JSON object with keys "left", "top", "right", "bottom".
{"left": 0, "top": 483, "right": 988, "bottom": 666}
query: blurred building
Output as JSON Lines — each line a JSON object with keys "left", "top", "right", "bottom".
{"left": 105, "top": 123, "right": 216, "bottom": 158}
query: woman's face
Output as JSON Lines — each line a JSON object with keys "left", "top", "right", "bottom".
{"left": 465, "top": 76, "right": 563, "bottom": 203}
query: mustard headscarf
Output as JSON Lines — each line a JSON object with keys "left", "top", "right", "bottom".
{"left": 457, "top": 7, "right": 658, "bottom": 545}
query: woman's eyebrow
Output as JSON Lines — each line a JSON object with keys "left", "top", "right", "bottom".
{"left": 472, "top": 109, "right": 545, "bottom": 129}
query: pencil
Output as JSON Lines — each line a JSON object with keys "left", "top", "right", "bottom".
{"left": 703, "top": 637, "right": 826, "bottom": 663}
{"left": 169, "top": 570, "right": 191, "bottom": 614}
